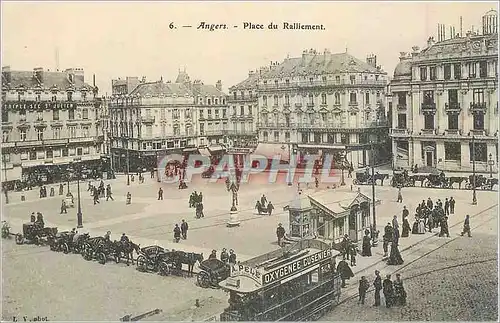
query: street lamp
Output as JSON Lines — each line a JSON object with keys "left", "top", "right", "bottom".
{"left": 125, "top": 137, "right": 130, "bottom": 186}
{"left": 471, "top": 136, "right": 477, "bottom": 206}
{"left": 370, "top": 144, "right": 378, "bottom": 246}
{"left": 488, "top": 153, "right": 495, "bottom": 178}
{"left": 76, "top": 164, "right": 83, "bottom": 228}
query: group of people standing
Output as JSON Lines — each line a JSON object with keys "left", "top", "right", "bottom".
{"left": 173, "top": 220, "right": 189, "bottom": 242}
{"left": 358, "top": 270, "right": 407, "bottom": 308}
{"left": 208, "top": 248, "right": 237, "bottom": 265}
{"left": 255, "top": 194, "right": 274, "bottom": 216}
{"left": 189, "top": 191, "right": 205, "bottom": 219}
{"left": 411, "top": 197, "right": 455, "bottom": 237}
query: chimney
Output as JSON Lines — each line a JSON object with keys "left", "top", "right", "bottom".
{"left": 366, "top": 54, "right": 377, "bottom": 67}
{"left": 216, "top": 80, "right": 222, "bottom": 91}
{"left": 399, "top": 52, "right": 408, "bottom": 62}
{"left": 33, "top": 67, "right": 44, "bottom": 85}
{"left": 193, "top": 80, "right": 202, "bottom": 92}
{"left": 301, "top": 49, "right": 315, "bottom": 65}
{"left": 93, "top": 74, "right": 96, "bottom": 87}
{"left": 460, "top": 16, "right": 463, "bottom": 37}
{"left": 2, "top": 66, "right": 11, "bottom": 84}
{"left": 411, "top": 46, "right": 420, "bottom": 57}
{"left": 427, "top": 37, "right": 435, "bottom": 47}
{"left": 141, "top": 76, "right": 146, "bottom": 83}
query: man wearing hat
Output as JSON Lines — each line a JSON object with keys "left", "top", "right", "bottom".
{"left": 208, "top": 249, "right": 217, "bottom": 260}
{"left": 276, "top": 223, "right": 285, "bottom": 247}
{"left": 358, "top": 276, "right": 370, "bottom": 305}
{"left": 220, "top": 248, "right": 229, "bottom": 263}
{"left": 228, "top": 249, "right": 237, "bottom": 264}
{"left": 373, "top": 270, "right": 382, "bottom": 306}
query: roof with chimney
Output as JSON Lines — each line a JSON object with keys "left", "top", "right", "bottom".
{"left": 2, "top": 68, "right": 95, "bottom": 91}
{"left": 128, "top": 71, "right": 226, "bottom": 97}
{"left": 230, "top": 71, "right": 261, "bottom": 91}
{"left": 262, "top": 52, "right": 384, "bottom": 79}
{"left": 418, "top": 33, "right": 497, "bottom": 57}
{"left": 129, "top": 81, "right": 192, "bottom": 97}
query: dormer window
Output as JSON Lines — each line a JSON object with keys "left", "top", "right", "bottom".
{"left": 67, "top": 92, "right": 73, "bottom": 101}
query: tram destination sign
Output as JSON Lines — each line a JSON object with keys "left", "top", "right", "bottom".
{"left": 4, "top": 101, "right": 77, "bottom": 110}
{"left": 263, "top": 249, "right": 332, "bottom": 286}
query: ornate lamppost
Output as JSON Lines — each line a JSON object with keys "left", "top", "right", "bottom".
{"left": 471, "top": 136, "right": 477, "bottom": 205}
{"left": 488, "top": 153, "right": 495, "bottom": 178}
{"left": 76, "top": 163, "right": 83, "bottom": 228}
{"left": 370, "top": 144, "right": 379, "bottom": 246}
{"left": 226, "top": 175, "right": 240, "bottom": 227}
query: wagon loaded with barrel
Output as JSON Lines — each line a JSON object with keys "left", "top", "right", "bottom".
{"left": 15, "top": 223, "right": 58, "bottom": 246}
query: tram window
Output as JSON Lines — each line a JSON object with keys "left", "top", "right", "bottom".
{"left": 311, "top": 269, "right": 319, "bottom": 283}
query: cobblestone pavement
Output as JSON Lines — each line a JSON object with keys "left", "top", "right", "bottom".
{"left": 2, "top": 173, "right": 498, "bottom": 321}
{"left": 322, "top": 212, "right": 498, "bottom": 321}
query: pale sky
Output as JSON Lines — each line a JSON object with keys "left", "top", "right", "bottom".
{"left": 1, "top": 1, "right": 497, "bottom": 95}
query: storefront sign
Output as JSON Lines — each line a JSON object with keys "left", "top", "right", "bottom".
{"left": 4, "top": 101, "right": 77, "bottom": 110}
{"left": 263, "top": 249, "right": 332, "bottom": 286}
{"left": 230, "top": 264, "right": 262, "bottom": 284}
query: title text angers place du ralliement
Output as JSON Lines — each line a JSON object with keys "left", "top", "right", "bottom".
{"left": 196, "top": 22, "right": 325, "bottom": 31}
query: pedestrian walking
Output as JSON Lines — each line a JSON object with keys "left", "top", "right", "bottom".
{"left": 126, "top": 192, "right": 132, "bottom": 205}
{"left": 358, "top": 276, "right": 370, "bottom": 305}
{"left": 387, "top": 241, "right": 404, "bottom": 266}
{"left": 444, "top": 198, "right": 450, "bottom": 216}
{"left": 49, "top": 187, "right": 55, "bottom": 197}
{"left": 373, "top": 270, "right": 382, "bottom": 306}
{"left": 461, "top": 214, "right": 471, "bottom": 237}
{"left": 361, "top": 229, "right": 372, "bottom": 256}
{"left": 59, "top": 183, "right": 64, "bottom": 196}
{"left": 60, "top": 199, "right": 67, "bottom": 214}
{"left": 158, "top": 187, "right": 163, "bottom": 200}
{"left": 181, "top": 219, "right": 188, "bottom": 240}
{"left": 106, "top": 184, "right": 114, "bottom": 201}
{"left": 336, "top": 259, "right": 354, "bottom": 288}
{"left": 397, "top": 187, "right": 403, "bottom": 203}
{"left": 401, "top": 215, "right": 411, "bottom": 238}
{"left": 349, "top": 244, "right": 357, "bottom": 266}
{"left": 382, "top": 223, "right": 393, "bottom": 258}
{"left": 449, "top": 197, "right": 455, "bottom": 214}
{"left": 383, "top": 274, "right": 394, "bottom": 308}
{"left": 439, "top": 216, "right": 450, "bottom": 237}
{"left": 267, "top": 201, "right": 274, "bottom": 216}
{"left": 93, "top": 187, "right": 100, "bottom": 205}
{"left": 276, "top": 223, "right": 286, "bottom": 247}
{"left": 173, "top": 224, "right": 181, "bottom": 243}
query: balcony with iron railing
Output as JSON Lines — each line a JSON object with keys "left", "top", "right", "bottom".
{"left": 260, "top": 79, "right": 387, "bottom": 90}
{"left": 140, "top": 116, "right": 156, "bottom": 124}
{"left": 445, "top": 129, "right": 462, "bottom": 136}
{"left": 445, "top": 102, "right": 461, "bottom": 112}
{"left": 469, "top": 129, "right": 486, "bottom": 136}
{"left": 391, "top": 128, "right": 410, "bottom": 136}
{"left": 421, "top": 102, "right": 436, "bottom": 111}
{"left": 420, "top": 128, "right": 437, "bottom": 135}
{"left": 470, "top": 102, "right": 487, "bottom": 112}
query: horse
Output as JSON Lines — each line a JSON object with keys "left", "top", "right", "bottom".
{"left": 113, "top": 240, "right": 141, "bottom": 266}
{"left": 373, "top": 173, "right": 389, "bottom": 186}
{"left": 448, "top": 176, "right": 467, "bottom": 189}
{"left": 169, "top": 251, "right": 204, "bottom": 277}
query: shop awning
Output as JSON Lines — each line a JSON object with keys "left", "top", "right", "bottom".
{"left": 252, "top": 143, "right": 290, "bottom": 161}
{"left": 198, "top": 148, "right": 211, "bottom": 157}
{"left": 208, "top": 145, "right": 225, "bottom": 153}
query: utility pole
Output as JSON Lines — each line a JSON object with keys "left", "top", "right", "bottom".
{"left": 371, "top": 144, "right": 377, "bottom": 246}
{"left": 472, "top": 136, "right": 477, "bottom": 205}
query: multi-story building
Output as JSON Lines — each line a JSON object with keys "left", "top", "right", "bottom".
{"left": 109, "top": 70, "right": 228, "bottom": 171}
{"left": 255, "top": 49, "right": 390, "bottom": 167}
{"left": 1, "top": 66, "right": 103, "bottom": 188}
{"left": 227, "top": 69, "right": 263, "bottom": 150}
{"left": 389, "top": 10, "right": 498, "bottom": 173}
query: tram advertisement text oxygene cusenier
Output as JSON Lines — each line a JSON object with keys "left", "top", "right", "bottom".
{"left": 263, "top": 249, "right": 332, "bottom": 285}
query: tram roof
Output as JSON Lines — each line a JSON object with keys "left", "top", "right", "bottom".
{"left": 219, "top": 239, "right": 340, "bottom": 294}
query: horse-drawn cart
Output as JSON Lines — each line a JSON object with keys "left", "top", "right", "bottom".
{"left": 15, "top": 223, "right": 58, "bottom": 245}
{"left": 197, "top": 258, "right": 231, "bottom": 288}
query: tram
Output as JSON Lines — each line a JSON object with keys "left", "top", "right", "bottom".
{"left": 218, "top": 239, "right": 342, "bottom": 321}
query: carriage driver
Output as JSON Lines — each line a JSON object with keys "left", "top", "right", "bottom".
{"left": 209, "top": 249, "right": 217, "bottom": 260}
{"left": 35, "top": 212, "right": 45, "bottom": 228}
{"left": 220, "top": 248, "right": 229, "bottom": 263}
{"left": 120, "top": 233, "right": 130, "bottom": 244}
{"left": 228, "top": 249, "right": 237, "bottom": 264}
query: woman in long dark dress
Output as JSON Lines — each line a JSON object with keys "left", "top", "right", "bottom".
{"left": 401, "top": 217, "right": 411, "bottom": 237}
{"left": 361, "top": 230, "right": 372, "bottom": 256}
{"left": 387, "top": 242, "right": 404, "bottom": 265}
{"left": 412, "top": 217, "right": 419, "bottom": 234}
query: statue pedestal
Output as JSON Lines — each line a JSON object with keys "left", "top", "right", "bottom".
{"left": 227, "top": 208, "right": 240, "bottom": 227}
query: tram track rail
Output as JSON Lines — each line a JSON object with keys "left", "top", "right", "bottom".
{"left": 328, "top": 209, "right": 498, "bottom": 312}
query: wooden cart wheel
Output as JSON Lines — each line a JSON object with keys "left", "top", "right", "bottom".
{"left": 136, "top": 255, "right": 147, "bottom": 272}
{"left": 15, "top": 234, "right": 24, "bottom": 245}
{"left": 62, "top": 243, "right": 70, "bottom": 254}
{"left": 97, "top": 252, "right": 106, "bottom": 265}
{"left": 158, "top": 261, "right": 171, "bottom": 276}
{"left": 197, "top": 271, "right": 211, "bottom": 288}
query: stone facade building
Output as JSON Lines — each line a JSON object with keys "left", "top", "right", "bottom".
{"left": 109, "top": 71, "right": 228, "bottom": 172}
{"left": 255, "top": 49, "right": 390, "bottom": 167}
{"left": 389, "top": 10, "right": 498, "bottom": 173}
{"left": 1, "top": 66, "right": 103, "bottom": 187}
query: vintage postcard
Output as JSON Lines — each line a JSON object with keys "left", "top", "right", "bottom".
{"left": 1, "top": 1, "right": 498, "bottom": 322}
